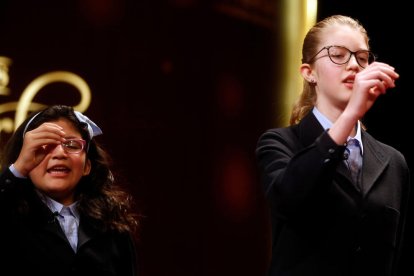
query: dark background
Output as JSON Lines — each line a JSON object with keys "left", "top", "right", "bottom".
{"left": 0, "top": 1, "right": 411, "bottom": 275}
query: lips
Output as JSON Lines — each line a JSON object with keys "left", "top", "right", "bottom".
{"left": 343, "top": 75, "right": 355, "bottom": 83}
{"left": 47, "top": 165, "right": 70, "bottom": 174}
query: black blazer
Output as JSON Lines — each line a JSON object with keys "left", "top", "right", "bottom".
{"left": 0, "top": 168, "right": 138, "bottom": 276}
{"left": 256, "top": 112, "right": 410, "bottom": 276}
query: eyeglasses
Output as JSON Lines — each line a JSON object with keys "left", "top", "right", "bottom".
{"left": 60, "top": 139, "right": 86, "bottom": 154}
{"left": 307, "top": 45, "right": 376, "bottom": 68}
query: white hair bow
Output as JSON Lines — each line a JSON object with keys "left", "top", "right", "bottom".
{"left": 74, "top": 111, "right": 103, "bottom": 139}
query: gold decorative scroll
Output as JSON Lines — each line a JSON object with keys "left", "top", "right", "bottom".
{"left": 0, "top": 56, "right": 92, "bottom": 138}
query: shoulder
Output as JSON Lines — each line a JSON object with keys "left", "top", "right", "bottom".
{"left": 256, "top": 125, "right": 298, "bottom": 149}
{"left": 255, "top": 125, "right": 303, "bottom": 162}
{"left": 257, "top": 125, "right": 297, "bottom": 142}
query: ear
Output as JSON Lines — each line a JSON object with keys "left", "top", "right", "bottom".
{"left": 83, "top": 159, "right": 91, "bottom": 176}
{"left": 300, "top": 63, "right": 315, "bottom": 83}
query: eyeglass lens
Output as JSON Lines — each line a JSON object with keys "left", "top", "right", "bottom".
{"left": 328, "top": 46, "right": 374, "bottom": 68}
{"left": 62, "top": 139, "right": 85, "bottom": 153}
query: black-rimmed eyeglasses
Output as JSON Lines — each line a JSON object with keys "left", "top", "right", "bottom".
{"left": 306, "top": 45, "right": 376, "bottom": 68}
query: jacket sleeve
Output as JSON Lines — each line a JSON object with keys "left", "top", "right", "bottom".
{"left": 0, "top": 167, "right": 30, "bottom": 205}
{"left": 255, "top": 128, "right": 346, "bottom": 220}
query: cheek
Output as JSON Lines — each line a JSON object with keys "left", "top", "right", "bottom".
{"left": 318, "top": 62, "right": 339, "bottom": 77}
{"left": 80, "top": 158, "right": 91, "bottom": 176}
{"left": 68, "top": 156, "right": 84, "bottom": 170}
{"left": 318, "top": 66, "right": 341, "bottom": 87}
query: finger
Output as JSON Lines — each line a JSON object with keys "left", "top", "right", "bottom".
{"left": 29, "top": 123, "right": 65, "bottom": 136}
{"left": 369, "top": 81, "right": 387, "bottom": 95}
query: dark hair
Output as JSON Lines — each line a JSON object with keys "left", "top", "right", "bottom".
{"left": 1, "top": 105, "right": 139, "bottom": 235}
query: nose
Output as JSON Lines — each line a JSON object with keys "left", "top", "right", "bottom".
{"left": 346, "top": 54, "right": 361, "bottom": 70}
{"left": 51, "top": 143, "right": 69, "bottom": 157}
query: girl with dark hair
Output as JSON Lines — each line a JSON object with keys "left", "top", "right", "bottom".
{"left": 0, "top": 105, "right": 139, "bottom": 276}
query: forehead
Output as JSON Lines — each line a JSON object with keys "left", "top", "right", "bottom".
{"left": 319, "top": 24, "right": 368, "bottom": 51}
{"left": 51, "top": 118, "right": 81, "bottom": 136}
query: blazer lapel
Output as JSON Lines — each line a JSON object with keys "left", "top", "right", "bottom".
{"left": 77, "top": 217, "right": 99, "bottom": 250}
{"left": 360, "top": 132, "right": 390, "bottom": 195}
{"left": 78, "top": 222, "right": 92, "bottom": 248}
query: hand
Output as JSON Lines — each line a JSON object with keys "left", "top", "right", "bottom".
{"left": 347, "top": 61, "right": 399, "bottom": 119}
{"left": 13, "top": 122, "right": 66, "bottom": 176}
